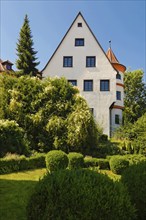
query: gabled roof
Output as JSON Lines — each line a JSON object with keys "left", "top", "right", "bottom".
{"left": 2, "top": 60, "right": 13, "bottom": 65}
{"left": 0, "top": 58, "right": 14, "bottom": 72}
{"left": 42, "top": 12, "right": 116, "bottom": 73}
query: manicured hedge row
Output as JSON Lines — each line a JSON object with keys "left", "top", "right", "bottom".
{"left": 84, "top": 157, "right": 109, "bottom": 170}
{"left": 109, "top": 156, "right": 129, "bottom": 175}
{"left": 0, "top": 153, "right": 46, "bottom": 174}
{"left": 68, "top": 152, "right": 84, "bottom": 169}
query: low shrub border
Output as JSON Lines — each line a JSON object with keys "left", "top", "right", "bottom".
{"left": 0, "top": 153, "right": 46, "bottom": 174}
{"left": 109, "top": 156, "right": 129, "bottom": 175}
{"left": 84, "top": 157, "right": 109, "bottom": 170}
{"left": 68, "top": 152, "right": 84, "bottom": 169}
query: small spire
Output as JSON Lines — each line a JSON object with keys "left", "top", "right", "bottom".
{"left": 109, "top": 40, "right": 111, "bottom": 49}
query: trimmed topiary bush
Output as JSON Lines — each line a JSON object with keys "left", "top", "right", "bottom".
{"left": 110, "top": 156, "right": 129, "bottom": 174}
{"left": 27, "top": 169, "right": 136, "bottom": 220}
{"left": 121, "top": 161, "right": 146, "bottom": 220}
{"left": 45, "top": 150, "right": 68, "bottom": 172}
{"left": 68, "top": 152, "right": 84, "bottom": 169}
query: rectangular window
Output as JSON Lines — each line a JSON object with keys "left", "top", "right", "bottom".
{"left": 115, "top": 114, "right": 120, "bottom": 124}
{"left": 84, "top": 80, "right": 93, "bottom": 91}
{"left": 86, "top": 56, "right": 96, "bottom": 67}
{"left": 68, "top": 80, "right": 77, "bottom": 86}
{"left": 63, "top": 56, "right": 73, "bottom": 67}
{"left": 116, "top": 91, "right": 121, "bottom": 100}
{"left": 78, "top": 22, "right": 82, "bottom": 27}
{"left": 100, "top": 80, "right": 110, "bottom": 91}
{"left": 75, "top": 38, "right": 84, "bottom": 46}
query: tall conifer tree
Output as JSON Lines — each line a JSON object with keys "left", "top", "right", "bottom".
{"left": 16, "top": 15, "right": 40, "bottom": 76}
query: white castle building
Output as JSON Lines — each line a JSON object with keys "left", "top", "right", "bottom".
{"left": 42, "top": 12, "right": 126, "bottom": 137}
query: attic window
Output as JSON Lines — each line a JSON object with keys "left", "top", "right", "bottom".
{"left": 78, "top": 22, "right": 82, "bottom": 27}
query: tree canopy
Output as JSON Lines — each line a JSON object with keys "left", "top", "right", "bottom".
{"left": 16, "top": 14, "right": 40, "bottom": 76}
{"left": 0, "top": 75, "right": 102, "bottom": 156}
{"left": 123, "top": 69, "right": 146, "bottom": 124}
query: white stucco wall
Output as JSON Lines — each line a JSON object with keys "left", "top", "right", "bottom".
{"left": 43, "top": 14, "right": 120, "bottom": 136}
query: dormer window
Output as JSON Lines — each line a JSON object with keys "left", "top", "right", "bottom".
{"left": 78, "top": 22, "right": 82, "bottom": 27}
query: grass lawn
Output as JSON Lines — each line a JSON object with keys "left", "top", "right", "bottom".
{"left": 0, "top": 168, "right": 120, "bottom": 220}
{"left": 0, "top": 169, "right": 46, "bottom": 220}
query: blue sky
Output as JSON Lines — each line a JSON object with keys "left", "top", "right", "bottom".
{"left": 0, "top": 0, "right": 146, "bottom": 80}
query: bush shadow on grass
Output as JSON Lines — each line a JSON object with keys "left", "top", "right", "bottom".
{"left": 0, "top": 179, "right": 37, "bottom": 220}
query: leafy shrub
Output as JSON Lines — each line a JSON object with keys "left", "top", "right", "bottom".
{"left": 0, "top": 153, "right": 46, "bottom": 174}
{"left": 68, "top": 152, "right": 84, "bottom": 169}
{"left": 84, "top": 157, "right": 98, "bottom": 168}
{"left": 0, "top": 119, "right": 29, "bottom": 157}
{"left": 45, "top": 150, "right": 68, "bottom": 172}
{"left": 121, "top": 161, "right": 146, "bottom": 220}
{"left": 27, "top": 169, "right": 136, "bottom": 220}
{"left": 96, "top": 158, "right": 110, "bottom": 170}
{"left": 123, "top": 154, "right": 146, "bottom": 165}
{"left": 110, "top": 156, "right": 129, "bottom": 174}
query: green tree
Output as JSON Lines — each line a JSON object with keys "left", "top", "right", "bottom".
{"left": 131, "top": 113, "right": 146, "bottom": 155}
{"left": 124, "top": 70, "right": 146, "bottom": 124}
{"left": 16, "top": 14, "right": 40, "bottom": 76}
{"left": 0, "top": 75, "right": 102, "bottom": 154}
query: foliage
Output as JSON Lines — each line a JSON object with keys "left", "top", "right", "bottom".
{"left": 0, "top": 75, "right": 102, "bottom": 154}
{"left": 84, "top": 157, "right": 99, "bottom": 168}
{"left": 96, "top": 158, "right": 110, "bottom": 170}
{"left": 67, "top": 95, "right": 102, "bottom": 153}
{"left": 131, "top": 113, "right": 146, "bottom": 155}
{"left": 114, "top": 113, "right": 146, "bottom": 155}
{"left": 84, "top": 157, "right": 109, "bottom": 169}
{"left": 96, "top": 141, "right": 122, "bottom": 158}
{"left": 0, "top": 153, "right": 46, "bottom": 174}
{"left": 122, "top": 154, "right": 146, "bottom": 165}
{"left": 68, "top": 152, "right": 84, "bottom": 169}
{"left": 16, "top": 14, "right": 40, "bottom": 76}
{"left": 121, "top": 161, "right": 146, "bottom": 220}
{"left": 109, "top": 156, "right": 129, "bottom": 174}
{"left": 0, "top": 119, "right": 29, "bottom": 157}
{"left": 124, "top": 70, "right": 146, "bottom": 124}
{"left": 45, "top": 150, "right": 68, "bottom": 172}
{"left": 27, "top": 169, "right": 136, "bottom": 220}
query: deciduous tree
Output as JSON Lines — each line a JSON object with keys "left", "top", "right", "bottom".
{"left": 124, "top": 69, "right": 146, "bottom": 124}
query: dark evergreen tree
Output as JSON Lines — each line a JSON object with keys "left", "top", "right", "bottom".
{"left": 16, "top": 14, "right": 40, "bottom": 76}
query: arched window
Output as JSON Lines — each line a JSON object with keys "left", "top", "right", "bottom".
{"left": 116, "top": 72, "right": 121, "bottom": 80}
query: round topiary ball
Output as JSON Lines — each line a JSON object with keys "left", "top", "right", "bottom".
{"left": 27, "top": 169, "right": 136, "bottom": 220}
{"left": 68, "top": 152, "right": 84, "bottom": 169}
{"left": 45, "top": 150, "right": 68, "bottom": 172}
{"left": 121, "top": 161, "right": 146, "bottom": 220}
{"left": 109, "top": 156, "right": 129, "bottom": 174}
